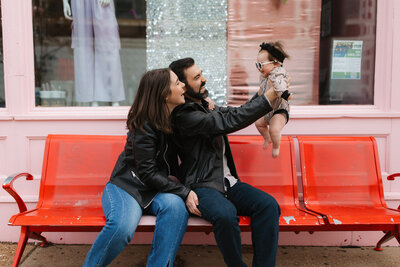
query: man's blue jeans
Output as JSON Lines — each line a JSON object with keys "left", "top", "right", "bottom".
{"left": 194, "top": 182, "right": 280, "bottom": 267}
{"left": 83, "top": 182, "right": 189, "bottom": 267}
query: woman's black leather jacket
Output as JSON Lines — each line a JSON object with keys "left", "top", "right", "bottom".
{"left": 110, "top": 122, "right": 190, "bottom": 209}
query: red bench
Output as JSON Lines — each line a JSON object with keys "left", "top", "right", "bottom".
{"left": 3, "top": 134, "right": 322, "bottom": 266}
{"left": 229, "top": 136, "right": 323, "bottom": 230}
{"left": 3, "top": 135, "right": 399, "bottom": 266}
{"left": 297, "top": 136, "right": 400, "bottom": 250}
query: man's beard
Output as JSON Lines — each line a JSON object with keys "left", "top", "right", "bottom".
{"left": 185, "top": 81, "right": 208, "bottom": 100}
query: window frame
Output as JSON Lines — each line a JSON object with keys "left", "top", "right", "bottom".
{"left": 1, "top": 0, "right": 397, "bottom": 121}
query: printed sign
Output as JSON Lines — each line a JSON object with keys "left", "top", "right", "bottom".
{"left": 331, "top": 40, "right": 363, "bottom": 79}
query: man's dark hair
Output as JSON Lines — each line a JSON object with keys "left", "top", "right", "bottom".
{"left": 169, "top": 57, "right": 195, "bottom": 85}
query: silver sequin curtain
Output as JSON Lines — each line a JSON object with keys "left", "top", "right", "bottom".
{"left": 147, "top": 0, "right": 228, "bottom": 105}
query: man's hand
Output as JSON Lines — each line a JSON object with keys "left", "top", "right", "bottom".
{"left": 185, "top": 190, "right": 202, "bottom": 216}
{"left": 204, "top": 97, "right": 215, "bottom": 110}
{"left": 263, "top": 86, "right": 278, "bottom": 103}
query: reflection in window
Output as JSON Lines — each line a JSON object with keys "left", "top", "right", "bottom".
{"left": 32, "top": 0, "right": 146, "bottom": 107}
{"left": 227, "top": 0, "right": 376, "bottom": 106}
{"left": 0, "top": 3, "right": 5, "bottom": 108}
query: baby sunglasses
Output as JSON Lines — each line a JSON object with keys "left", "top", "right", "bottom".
{"left": 255, "top": 60, "right": 278, "bottom": 71}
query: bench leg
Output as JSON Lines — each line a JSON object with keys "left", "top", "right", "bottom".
{"left": 29, "top": 231, "right": 49, "bottom": 247}
{"left": 374, "top": 225, "right": 400, "bottom": 251}
{"left": 12, "top": 226, "right": 29, "bottom": 267}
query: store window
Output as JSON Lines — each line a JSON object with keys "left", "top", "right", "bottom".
{"left": 32, "top": 0, "right": 146, "bottom": 107}
{"left": 33, "top": 0, "right": 228, "bottom": 107}
{"left": 32, "top": 0, "right": 376, "bottom": 108}
{"left": 319, "top": 0, "right": 376, "bottom": 104}
{"left": 227, "top": 0, "right": 376, "bottom": 106}
{"left": 0, "top": 3, "right": 5, "bottom": 108}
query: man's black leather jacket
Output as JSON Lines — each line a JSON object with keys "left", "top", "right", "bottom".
{"left": 171, "top": 94, "right": 273, "bottom": 193}
{"left": 110, "top": 122, "right": 190, "bottom": 209}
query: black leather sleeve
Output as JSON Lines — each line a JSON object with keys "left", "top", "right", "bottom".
{"left": 133, "top": 123, "right": 190, "bottom": 200}
{"left": 173, "top": 95, "right": 273, "bottom": 137}
{"left": 217, "top": 92, "right": 261, "bottom": 114}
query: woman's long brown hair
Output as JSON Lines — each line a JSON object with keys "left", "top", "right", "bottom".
{"left": 127, "top": 68, "right": 172, "bottom": 133}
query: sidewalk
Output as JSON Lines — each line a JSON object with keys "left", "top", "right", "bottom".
{"left": 1, "top": 243, "right": 399, "bottom": 267}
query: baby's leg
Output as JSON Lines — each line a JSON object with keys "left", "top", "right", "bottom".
{"left": 269, "top": 114, "right": 287, "bottom": 158}
{"left": 255, "top": 117, "right": 272, "bottom": 149}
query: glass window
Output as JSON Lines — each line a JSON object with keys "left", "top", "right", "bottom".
{"left": 32, "top": 0, "right": 377, "bottom": 108}
{"left": 319, "top": 0, "right": 376, "bottom": 104}
{"left": 0, "top": 3, "right": 5, "bottom": 108}
{"left": 227, "top": 0, "right": 376, "bottom": 106}
{"left": 32, "top": 0, "right": 146, "bottom": 107}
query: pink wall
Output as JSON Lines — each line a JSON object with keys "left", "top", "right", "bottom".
{"left": 1, "top": 0, "right": 400, "bottom": 247}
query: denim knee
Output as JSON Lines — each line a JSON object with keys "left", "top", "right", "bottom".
{"left": 104, "top": 215, "right": 137, "bottom": 244}
{"left": 270, "top": 197, "right": 281, "bottom": 218}
{"left": 213, "top": 205, "right": 238, "bottom": 227}
{"left": 153, "top": 193, "right": 189, "bottom": 219}
{"left": 260, "top": 195, "right": 281, "bottom": 219}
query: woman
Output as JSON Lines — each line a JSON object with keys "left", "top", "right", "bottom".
{"left": 83, "top": 68, "right": 198, "bottom": 266}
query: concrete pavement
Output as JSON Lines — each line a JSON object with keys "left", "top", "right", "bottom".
{"left": 1, "top": 243, "right": 399, "bottom": 266}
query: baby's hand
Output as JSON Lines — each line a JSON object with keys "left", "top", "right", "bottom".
{"left": 204, "top": 97, "right": 215, "bottom": 110}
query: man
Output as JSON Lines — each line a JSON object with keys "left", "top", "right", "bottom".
{"left": 170, "top": 58, "right": 284, "bottom": 267}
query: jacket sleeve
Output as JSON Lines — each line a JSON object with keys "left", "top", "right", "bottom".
{"left": 133, "top": 124, "right": 190, "bottom": 200}
{"left": 173, "top": 95, "right": 273, "bottom": 137}
{"left": 216, "top": 92, "right": 262, "bottom": 114}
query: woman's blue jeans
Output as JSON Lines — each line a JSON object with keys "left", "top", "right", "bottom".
{"left": 83, "top": 182, "right": 189, "bottom": 267}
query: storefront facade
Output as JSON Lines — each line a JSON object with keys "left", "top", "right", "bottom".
{"left": 1, "top": 0, "right": 399, "bottom": 246}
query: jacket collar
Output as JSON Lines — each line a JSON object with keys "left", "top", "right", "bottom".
{"left": 184, "top": 96, "right": 209, "bottom": 111}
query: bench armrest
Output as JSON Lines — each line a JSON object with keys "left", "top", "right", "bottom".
{"left": 387, "top": 173, "right": 400, "bottom": 181}
{"left": 2, "top": 173, "right": 34, "bottom": 213}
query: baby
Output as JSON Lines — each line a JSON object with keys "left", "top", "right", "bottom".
{"left": 255, "top": 41, "right": 291, "bottom": 158}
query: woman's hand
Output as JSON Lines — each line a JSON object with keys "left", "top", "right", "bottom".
{"left": 204, "top": 97, "right": 215, "bottom": 110}
{"left": 185, "top": 190, "right": 202, "bottom": 216}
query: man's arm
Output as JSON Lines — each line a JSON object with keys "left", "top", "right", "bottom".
{"left": 173, "top": 94, "right": 273, "bottom": 137}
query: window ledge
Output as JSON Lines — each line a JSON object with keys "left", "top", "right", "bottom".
{"left": 13, "top": 107, "right": 129, "bottom": 121}
{"left": 0, "top": 111, "right": 13, "bottom": 120}
{"left": 291, "top": 106, "right": 400, "bottom": 119}
{"left": 8, "top": 106, "right": 400, "bottom": 121}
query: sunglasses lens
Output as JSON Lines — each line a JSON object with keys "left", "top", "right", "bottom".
{"left": 255, "top": 62, "right": 261, "bottom": 70}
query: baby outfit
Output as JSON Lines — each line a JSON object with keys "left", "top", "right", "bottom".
{"left": 259, "top": 66, "right": 290, "bottom": 123}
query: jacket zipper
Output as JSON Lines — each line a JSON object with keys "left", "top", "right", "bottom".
{"left": 131, "top": 171, "right": 146, "bottom": 186}
{"left": 163, "top": 143, "right": 171, "bottom": 176}
{"left": 221, "top": 137, "right": 227, "bottom": 196}
{"left": 145, "top": 143, "right": 169, "bottom": 209}
{"left": 144, "top": 194, "right": 157, "bottom": 209}
{"left": 144, "top": 144, "right": 170, "bottom": 209}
